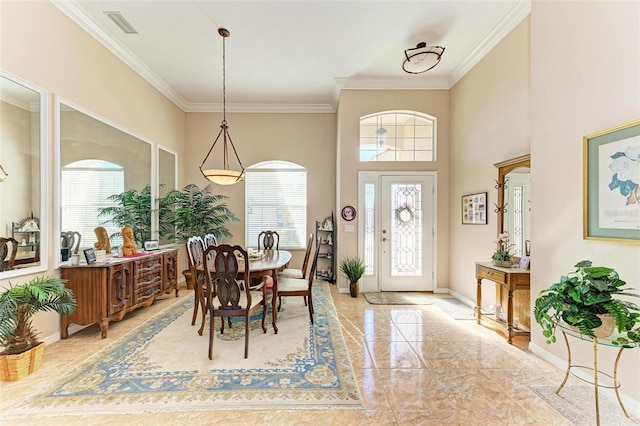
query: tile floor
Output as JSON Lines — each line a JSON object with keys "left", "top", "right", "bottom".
{"left": 0, "top": 284, "right": 588, "bottom": 425}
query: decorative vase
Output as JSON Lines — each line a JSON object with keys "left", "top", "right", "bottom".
{"left": 349, "top": 281, "right": 358, "bottom": 298}
{"left": 593, "top": 313, "right": 616, "bottom": 339}
{"left": 0, "top": 342, "right": 45, "bottom": 381}
{"left": 492, "top": 259, "right": 511, "bottom": 268}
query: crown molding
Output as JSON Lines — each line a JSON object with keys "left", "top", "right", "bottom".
{"left": 50, "top": 0, "right": 189, "bottom": 111}
{"left": 448, "top": 0, "right": 531, "bottom": 87}
{"left": 185, "top": 103, "right": 335, "bottom": 114}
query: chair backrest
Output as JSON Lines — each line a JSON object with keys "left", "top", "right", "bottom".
{"left": 0, "top": 237, "right": 18, "bottom": 271}
{"left": 186, "top": 236, "right": 205, "bottom": 271}
{"left": 258, "top": 230, "right": 279, "bottom": 250}
{"left": 203, "top": 233, "right": 218, "bottom": 248}
{"left": 307, "top": 243, "right": 321, "bottom": 289}
{"left": 203, "top": 244, "right": 252, "bottom": 310}
{"left": 61, "top": 231, "right": 82, "bottom": 254}
{"left": 300, "top": 233, "right": 314, "bottom": 279}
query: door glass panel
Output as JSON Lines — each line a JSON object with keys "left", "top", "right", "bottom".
{"left": 390, "top": 183, "right": 422, "bottom": 277}
{"left": 363, "top": 182, "right": 376, "bottom": 276}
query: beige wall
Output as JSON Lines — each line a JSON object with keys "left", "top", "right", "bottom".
{"left": 185, "top": 111, "right": 336, "bottom": 266}
{"left": 0, "top": 1, "right": 186, "bottom": 339}
{"left": 449, "top": 18, "right": 530, "bottom": 303}
{"left": 529, "top": 0, "right": 639, "bottom": 403}
{"left": 336, "top": 90, "right": 450, "bottom": 292}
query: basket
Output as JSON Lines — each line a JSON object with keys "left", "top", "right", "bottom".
{"left": 0, "top": 342, "right": 45, "bottom": 381}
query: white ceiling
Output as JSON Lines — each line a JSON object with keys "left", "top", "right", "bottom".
{"left": 52, "top": 0, "right": 530, "bottom": 113}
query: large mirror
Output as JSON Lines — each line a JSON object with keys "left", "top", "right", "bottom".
{"left": 56, "top": 99, "right": 152, "bottom": 265}
{"left": 158, "top": 146, "right": 177, "bottom": 246}
{"left": 0, "top": 72, "right": 47, "bottom": 278}
{"left": 495, "top": 154, "right": 531, "bottom": 258}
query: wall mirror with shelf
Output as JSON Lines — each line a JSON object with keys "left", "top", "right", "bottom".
{"left": 494, "top": 154, "right": 531, "bottom": 259}
{"left": 0, "top": 71, "right": 48, "bottom": 279}
{"left": 56, "top": 99, "right": 153, "bottom": 266}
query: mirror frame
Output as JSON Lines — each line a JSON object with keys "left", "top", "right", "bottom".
{"left": 157, "top": 145, "right": 177, "bottom": 247}
{"left": 494, "top": 154, "right": 531, "bottom": 235}
{"left": 0, "top": 71, "right": 48, "bottom": 280}
{"left": 54, "top": 96, "right": 154, "bottom": 268}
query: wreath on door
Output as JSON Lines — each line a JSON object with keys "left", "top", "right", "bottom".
{"left": 395, "top": 204, "right": 414, "bottom": 223}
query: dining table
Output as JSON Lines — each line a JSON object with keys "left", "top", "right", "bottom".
{"left": 200, "top": 249, "right": 291, "bottom": 334}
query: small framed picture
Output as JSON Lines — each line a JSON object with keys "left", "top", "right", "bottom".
{"left": 144, "top": 240, "right": 159, "bottom": 251}
{"left": 461, "top": 192, "right": 487, "bottom": 225}
{"left": 518, "top": 255, "right": 531, "bottom": 270}
{"left": 83, "top": 248, "right": 97, "bottom": 264}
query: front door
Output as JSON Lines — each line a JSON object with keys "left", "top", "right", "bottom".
{"left": 358, "top": 172, "right": 436, "bottom": 292}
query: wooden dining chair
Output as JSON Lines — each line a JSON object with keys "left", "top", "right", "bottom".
{"left": 203, "top": 244, "right": 267, "bottom": 359}
{"left": 277, "top": 244, "right": 321, "bottom": 325}
{"left": 0, "top": 237, "right": 18, "bottom": 272}
{"left": 258, "top": 230, "right": 279, "bottom": 250}
{"left": 203, "top": 233, "right": 218, "bottom": 248}
{"left": 278, "top": 234, "right": 313, "bottom": 306}
{"left": 61, "top": 231, "right": 82, "bottom": 254}
{"left": 186, "top": 236, "right": 207, "bottom": 335}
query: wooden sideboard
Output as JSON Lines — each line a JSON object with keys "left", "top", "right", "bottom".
{"left": 60, "top": 249, "right": 179, "bottom": 339}
{"left": 475, "top": 262, "right": 530, "bottom": 344}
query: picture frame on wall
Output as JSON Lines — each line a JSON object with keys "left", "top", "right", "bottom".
{"left": 583, "top": 119, "right": 640, "bottom": 244}
{"left": 461, "top": 192, "right": 488, "bottom": 225}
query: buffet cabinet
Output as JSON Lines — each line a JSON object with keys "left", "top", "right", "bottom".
{"left": 60, "top": 249, "right": 178, "bottom": 339}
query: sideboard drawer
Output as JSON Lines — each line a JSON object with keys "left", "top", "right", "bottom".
{"left": 477, "top": 265, "right": 506, "bottom": 283}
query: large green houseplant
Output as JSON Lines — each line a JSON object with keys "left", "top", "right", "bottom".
{"left": 164, "top": 183, "right": 238, "bottom": 242}
{"left": 339, "top": 256, "right": 365, "bottom": 298}
{"left": 534, "top": 260, "right": 640, "bottom": 346}
{"left": 0, "top": 276, "right": 76, "bottom": 380}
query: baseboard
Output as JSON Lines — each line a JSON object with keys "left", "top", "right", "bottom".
{"left": 447, "top": 289, "right": 475, "bottom": 307}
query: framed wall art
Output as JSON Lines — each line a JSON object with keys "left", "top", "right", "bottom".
{"left": 461, "top": 192, "right": 487, "bottom": 225}
{"left": 583, "top": 119, "right": 640, "bottom": 244}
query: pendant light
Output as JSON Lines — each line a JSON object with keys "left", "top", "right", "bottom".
{"left": 199, "top": 28, "right": 245, "bottom": 185}
{"left": 402, "top": 42, "right": 445, "bottom": 74}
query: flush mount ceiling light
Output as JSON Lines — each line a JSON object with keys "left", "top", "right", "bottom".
{"left": 0, "top": 165, "right": 7, "bottom": 182}
{"left": 199, "top": 28, "right": 245, "bottom": 185}
{"left": 104, "top": 11, "right": 138, "bottom": 34}
{"left": 402, "top": 42, "right": 445, "bottom": 74}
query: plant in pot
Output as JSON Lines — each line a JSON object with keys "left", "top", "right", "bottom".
{"left": 491, "top": 232, "right": 514, "bottom": 267}
{"left": 0, "top": 276, "right": 76, "bottom": 381}
{"left": 164, "top": 184, "right": 238, "bottom": 289}
{"left": 98, "top": 185, "right": 153, "bottom": 246}
{"left": 339, "top": 256, "right": 365, "bottom": 298}
{"left": 534, "top": 260, "right": 640, "bottom": 346}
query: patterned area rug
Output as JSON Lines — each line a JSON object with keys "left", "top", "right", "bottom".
{"left": 363, "top": 292, "right": 433, "bottom": 305}
{"left": 1, "top": 283, "right": 361, "bottom": 419}
{"left": 430, "top": 297, "right": 476, "bottom": 320}
{"left": 529, "top": 385, "right": 639, "bottom": 425}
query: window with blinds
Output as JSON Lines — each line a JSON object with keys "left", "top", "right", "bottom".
{"left": 245, "top": 161, "right": 307, "bottom": 250}
{"left": 61, "top": 159, "right": 125, "bottom": 250}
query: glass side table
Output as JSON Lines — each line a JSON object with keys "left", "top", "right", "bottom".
{"left": 555, "top": 325, "right": 638, "bottom": 426}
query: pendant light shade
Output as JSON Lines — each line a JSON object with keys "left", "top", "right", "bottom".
{"left": 199, "top": 28, "right": 245, "bottom": 185}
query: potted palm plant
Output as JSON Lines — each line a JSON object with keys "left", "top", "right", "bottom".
{"left": 534, "top": 260, "right": 640, "bottom": 346}
{"left": 0, "top": 276, "right": 76, "bottom": 381}
{"left": 339, "top": 256, "right": 365, "bottom": 298}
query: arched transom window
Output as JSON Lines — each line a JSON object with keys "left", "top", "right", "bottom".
{"left": 360, "top": 111, "right": 436, "bottom": 162}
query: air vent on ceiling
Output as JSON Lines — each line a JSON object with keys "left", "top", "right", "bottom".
{"left": 104, "top": 11, "right": 138, "bottom": 34}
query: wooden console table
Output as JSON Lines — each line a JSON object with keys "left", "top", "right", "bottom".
{"left": 60, "top": 249, "right": 178, "bottom": 339}
{"left": 475, "top": 262, "right": 530, "bottom": 343}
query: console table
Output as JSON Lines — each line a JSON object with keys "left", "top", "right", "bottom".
{"left": 475, "top": 262, "right": 530, "bottom": 343}
{"left": 556, "top": 327, "right": 637, "bottom": 425}
{"left": 60, "top": 249, "right": 178, "bottom": 339}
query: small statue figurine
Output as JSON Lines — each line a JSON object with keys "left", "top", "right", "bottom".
{"left": 94, "top": 226, "right": 111, "bottom": 252}
{"left": 121, "top": 226, "right": 137, "bottom": 257}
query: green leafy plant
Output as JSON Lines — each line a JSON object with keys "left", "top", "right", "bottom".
{"left": 492, "top": 232, "right": 513, "bottom": 261}
{"left": 98, "top": 185, "right": 153, "bottom": 245}
{"left": 0, "top": 276, "right": 76, "bottom": 355}
{"left": 534, "top": 260, "right": 640, "bottom": 346}
{"left": 164, "top": 183, "right": 238, "bottom": 241}
{"left": 339, "top": 256, "right": 365, "bottom": 283}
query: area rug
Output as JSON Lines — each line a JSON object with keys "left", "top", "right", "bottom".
{"left": 1, "top": 282, "right": 361, "bottom": 419}
{"left": 430, "top": 297, "right": 476, "bottom": 320}
{"left": 363, "top": 292, "right": 433, "bottom": 305}
{"left": 530, "top": 385, "right": 639, "bottom": 425}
